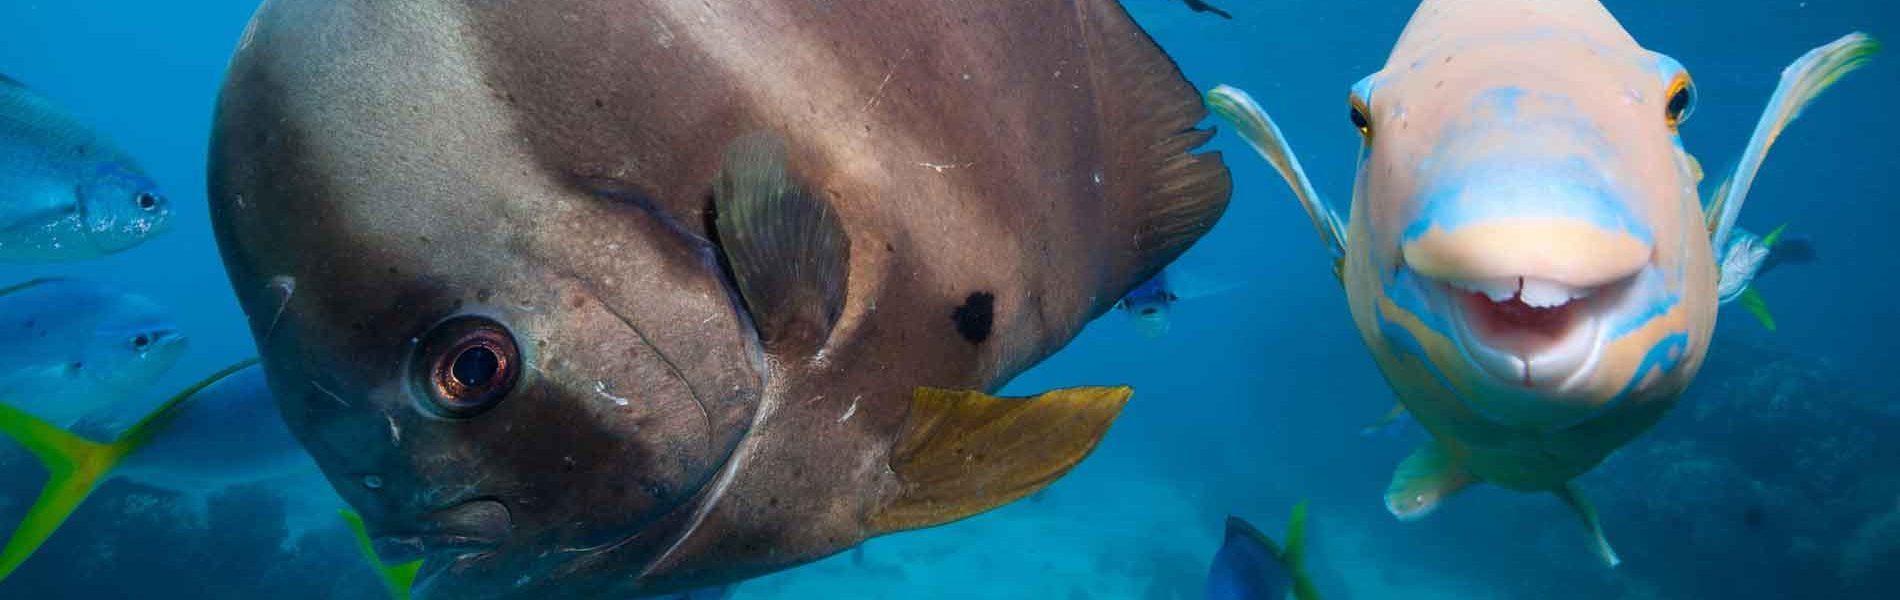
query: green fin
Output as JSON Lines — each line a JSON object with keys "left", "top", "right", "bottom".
{"left": 0, "top": 358, "right": 257, "bottom": 581}
{"left": 712, "top": 131, "right": 850, "bottom": 352}
{"left": 341, "top": 510, "right": 421, "bottom": 599}
{"left": 1359, "top": 404, "right": 1407, "bottom": 436}
{"left": 1707, "top": 32, "right": 1878, "bottom": 247}
{"left": 1077, "top": 0, "right": 1232, "bottom": 297}
{"left": 1283, "top": 501, "right": 1320, "bottom": 600}
{"left": 1761, "top": 223, "right": 1790, "bottom": 248}
{"left": 1740, "top": 287, "right": 1778, "bottom": 332}
{"left": 1205, "top": 84, "right": 1348, "bottom": 282}
{"left": 869, "top": 386, "right": 1133, "bottom": 532}
{"left": 1383, "top": 441, "right": 1473, "bottom": 521}
{"left": 1557, "top": 482, "right": 1620, "bottom": 568}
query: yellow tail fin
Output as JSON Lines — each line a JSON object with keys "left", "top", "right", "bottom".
{"left": 0, "top": 358, "right": 258, "bottom": 581}
{"left": 341, "top": 509, "right": 422, "bottom": 599}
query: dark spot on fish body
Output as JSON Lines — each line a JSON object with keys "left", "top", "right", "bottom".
{"left": 951, "top": 292, "right": 995, "bottom": 344}
{"left": 593, "top": 98, "right": 604, "bottom": 109}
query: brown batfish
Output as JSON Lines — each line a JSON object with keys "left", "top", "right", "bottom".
{"left": 207, "top": 1, "right": 1230, "bottom": 598}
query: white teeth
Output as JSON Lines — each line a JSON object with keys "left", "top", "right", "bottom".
{"left": 1520, "top": 278, "right": 1591, "bottom": 308}
{"left": 1452, "top": 277, "right": 1522, "bottom": 302}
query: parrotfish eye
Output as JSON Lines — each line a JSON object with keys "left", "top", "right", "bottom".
{"left": 414, "top": 316, "right": 521, "bottom": 418}
{"left": 1349, "top": 98, "right": 1373, "bottom": 139}
{"left": 1665, "top": 73, "right": 1697, "bottom": 129}
{"left": 135, "top": 192, "right": 161, "bottom": 212}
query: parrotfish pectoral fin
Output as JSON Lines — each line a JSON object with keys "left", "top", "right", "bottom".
{"left": 340, "top": 509, "right": 421, "bottom": 599}
{"left": 1740, "top": 287, "right": 1778, "bottom": 332}
{"left": 1706, "top": 32, "right": 1879, "bottom": 248}
{"left": 868, "top": 386, "right": 1133, "bottom": 532}
{"left": 1204, "top": 84, "right": 1348, "bottom": 282}
{"left": 711, "top": 131, "right": 850, "bottom": 354}
{"left": 1283, "top": 501, "right": 1320, "bottom": 600}
{"left": 1384, "top": 441, "right": 1473, "bottom": 521}
{"left": 1556, "top": 482, "right": 1620, "bottom": 568}
{"left": 0, "top": 358, "right": 257, "bottom": 581}
{"left": 1359, "top": 404, "right": 1409, "bottom": 437}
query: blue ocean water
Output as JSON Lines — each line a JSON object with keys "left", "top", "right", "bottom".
{"left": 0, "top": 1, "right": 1894, "bottom": 598}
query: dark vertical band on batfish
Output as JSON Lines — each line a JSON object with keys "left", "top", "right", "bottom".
{"left": 1078, "top": 0, "right": 1233, "bottom": 307}
{"left": 711, "top": 131, "right": 850, "bottom": 354}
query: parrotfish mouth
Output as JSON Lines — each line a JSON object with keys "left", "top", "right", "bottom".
{"left": 1429, "top": 268, "right": 1648, "bottom": 392}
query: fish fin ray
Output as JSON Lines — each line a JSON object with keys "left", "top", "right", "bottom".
{"left": 1557, "top": 483, "right": 1620, "bottom": 568}
{"left": 341, "top": 509, "right": 420, "bottom": 599}
{"left": 1205, "top": 85, "right": 1348, "bottom": 282}
{"left": 1383, "top": 441, "right": 1473, "bottom": 521}
{"left": 869, "top": 386, "right": 1132, "bottom": 532}
{"left": 1077, "top": 0, "right": 1233, "bottom": 307}
{"left": 711, "top": 131, "right": 850, "bottom": 353}
{"left": 1707, "top": 32, "right": 1878, "bottom": 247}
{"left": 0, "top": 358, "right": 255, "bottom": 581}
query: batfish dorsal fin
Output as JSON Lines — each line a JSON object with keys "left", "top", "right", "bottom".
{"left": 1077, "top": 0, "right": 1233, "bottom": 303}
{"left": 711, "top": 131, "right": 850, "bottom": 354}
{"left": 868, "top": 386, "right": 1132, "bottom": 533}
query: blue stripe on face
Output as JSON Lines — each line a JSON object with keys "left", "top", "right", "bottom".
{"left": 1574, "top": 332, "right": 1689, "bottom": 425}
{"left": 1604, "top": 267, "right": 1680, "bottom": 340}
{"left": 1401, "top": 155, "right": 1654, "bottom": 246}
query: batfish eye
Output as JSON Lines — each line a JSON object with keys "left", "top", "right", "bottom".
{"left": 1665, "top": 74, "right": 1696, "bottom": 129}
{"left": 415, "top": 316, "right": 521, "bottom": 418}
{"left": 1349, "top": 99, "right": 1373, "bottom": 138}
{"left": 135, "top": 192, "right": 161, "bottom": 212}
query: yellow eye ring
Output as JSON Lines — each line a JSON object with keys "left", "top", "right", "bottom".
{"left": 1665, "top": 73, "right": 1696, "bottom": 129}
{"left": 1350, "top": 97, "right": 1374, "bottom": 139}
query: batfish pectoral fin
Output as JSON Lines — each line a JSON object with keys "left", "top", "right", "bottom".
{"left": 341, "top": 509, "right": 421, "bottom": 599}
{"left": 1706, "top": 32, "right": 1878, "bottom": 248}
{"left": 1383, "top": 441, "right": 1474, "bottom": 521}
{"left": 867, "top": 386, "right": 1133, "bottom": 533}
{"left": 1205, "top": 84, "right": 1348, "bottom": 283}
{"left": 711, "top": 131, "right": 850, "bottom": 354}
{"left": 1556, "top": 482, "right": 1621, "bottom": 568}
{"left": 1740, "top": 287, "right": 1778, "bottom": 332}
{"left": 0, "top": 358, "right": 257, "bottom": 581}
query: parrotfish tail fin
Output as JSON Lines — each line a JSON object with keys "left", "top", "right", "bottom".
{"left": 1205, "top": 84, "right": 1348, "bottom": 282}
{"left": 711, "top": 131, "right": 850, "bottom": 354}
{"left": 1556, "top": 482, "right": 1620, "bottom": 568}
{"left": 0, "top": 358, "right": 256, "bottom": 581}
{"left": 1078, "top": 0, "right": 1232, "bottom": 304}
{"left": 868, "top": 386, "right": 1133, "bottom": 532}
{"left": 340, "top": 509, "right": 421, "bottom": 600}
{"left": 1740, "top": 287, "right": 1778, "bottom": 332}
{"left": 1384, "top": 441, "right": 1474, "bottom": 521}
{"left": 1359, "top": 404, "right": 1409, "bottom": 437}
{"left": 1707, "top": 32, "right": 1879, "bottom": 248}
{"left": 1283, "top": 501, "right": 1320, "bottom": 600}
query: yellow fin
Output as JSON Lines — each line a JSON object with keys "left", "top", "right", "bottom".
{"left": 869, "top": 386, "right": 1133, "bottom": 532}
{"left": 341, "top": 509, "right": 421, "bottom": 599}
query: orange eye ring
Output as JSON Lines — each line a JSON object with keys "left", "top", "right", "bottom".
{"left": 414, "top": 316, "right": 521, "bottom": 418}
{"left": 1665, "top": 73, "right": 1696, "bottom": 130}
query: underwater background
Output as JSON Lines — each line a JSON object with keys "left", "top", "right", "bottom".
{"left": 0, "top": 0, "right": 1894, "bottom": 598}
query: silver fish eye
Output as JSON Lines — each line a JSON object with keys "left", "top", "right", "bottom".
{"left": 135, "top": 192, "right": 162, "bottom": 212}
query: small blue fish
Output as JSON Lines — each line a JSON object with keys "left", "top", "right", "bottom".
{"left": 0, "top": 278, "right": 186, "bottom": 429}
{"left": 1116, "top": 269, "right": 1241, "bottom": 338}
{"left": 1207, "top": 503, "right": 1318, "bottom": 600}
{"left": 0, "top": 74, "right": 171, "bottom": 261}
{"left": 1716, "top": 223, "right": 1814, "bottom": 332}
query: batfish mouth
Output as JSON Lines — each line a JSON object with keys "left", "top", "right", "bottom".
{"left": 372, "top": 499, "right": 513, "bottom": 565}
{"left": 1434, "top": 272, "right": 1637, "bottom": 391}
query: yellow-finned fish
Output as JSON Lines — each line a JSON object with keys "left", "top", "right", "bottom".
{"left": 1207, "top": 0, "right": 1876, "bottom": 566}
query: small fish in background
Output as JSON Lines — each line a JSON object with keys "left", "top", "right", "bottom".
{"left": 1208, "top": 0, "right": 1876, "bottom": 567}
{"left": 1179, "top": 0, "right": 1234, "bottom": 20}
{"left": 1206, "top": 502, "right": 1318, "bottom": 600}
{"left": 1116, "top": 268, "right": 1243, "bottom": 338}
{"left": 0, "top": 74, "right": 171, "bottom": 261}
{"left": 1716, "top": 223, "right": 1815, "bottom": 331}
{"left": 0, "top": 360, "right": 347, "bottom": 581}
{"left": 0, "top": 278, "right": 185, "bottom": 429}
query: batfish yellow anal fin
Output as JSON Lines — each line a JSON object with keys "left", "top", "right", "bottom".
{"left": 341, "top": 509, "right": 421, "bottom": 599}
{"left": 0, "top": 358, "right": 256, "bottom": 582}
{"left": 1557, "top": 482, "right": 1620, "bottom": 568}
{"left": 1383, "top": 441, "right": 1474, "bottom": 521}
{"left": 869, "top": 386, "right": 1133, "bottom": 533}
{"left": 1206, "top": 84, "right": 1348, "bottom": 283}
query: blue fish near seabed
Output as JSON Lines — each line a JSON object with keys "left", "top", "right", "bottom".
{"left": 0, "top": 278, "right": 186, "bottom": 429}
{"left": 0, "top": 74, "right": 172, "bottom": 261}
{"left": 0, "top": 360, "right": 345, "bottom": 581}
{"left": 1207, "top": 502, "right": 1318, "bottom": 600}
